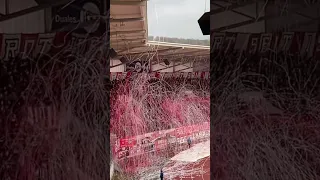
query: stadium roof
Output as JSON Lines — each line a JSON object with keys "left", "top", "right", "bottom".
{"left": 110, "top": 0, "right": 209, "bottom": 65}
{"left": 110, "top": 0, "right": 148, "bottom": 51}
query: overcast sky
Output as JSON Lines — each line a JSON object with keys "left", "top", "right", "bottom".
{"left": 147, "top": 0, "right": 210, "bottom": 40}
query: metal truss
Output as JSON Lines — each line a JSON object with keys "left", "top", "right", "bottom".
{"left": 211, "top": 0, "right": 320, "bottom": 32}
{"left": 0, "top": 0, "right": 111, "bottom": 33}
{"left": 0, "top": 0, "right": 72, "bottom": 22}
{"left": 174, "top": 58, "right": 209, "bottom": 72}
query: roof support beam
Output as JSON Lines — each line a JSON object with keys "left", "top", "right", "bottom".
{"left": 280, "top": 18, "right": 320, "bottom": 31}
{"left": 175, "top": 61, "right": 209, "bottom": 72}
{"left": 111, "top": 36, "right": 145, "bottom": 40}
{"left": 147, "top": 41, "right": 210, "bottom": 49}
{"left": 150, "top": 55, "right": 208, "bottom": 66}
{"left": 212, "top": 4, "right": 312, "bottom": 32}
{"left": 160, "top": 54, "right": 209, "bottom": 60}
{"left": 159, "top": 49, "right": 207, "bottom": 56}
{"left": 154, "top": 61, "right": 189, "bottom": 72}
{"left": 118, "top": 47, "right": 182, "bottom": 55}
{"left": 111, "top": 14, "right": 142, "bottom": 19}
{"left": 5, "top": 0, "right": 9, "bottom": 15}
{"left": 109, "top": 54, "right": 151, "bottom": 68}
{"left": 111, "top": 38, "right": 146, "bottom": 44}
{"left": 110, "top": 30, "right": 146, "bottom": 35}
{"left": 111, "top": 17, "right": 144, "bottom": 23}
{"left": 213, "top": 16, "right": 267, "bottom": 32}
{"left": 110, "top": 54, "right": 198, "bottom": 70}
{"left": 211, "top": 2, "right": 255, "bottom": 20}
{"left": 175, "top": 66, "right": 192, "bottom": 72}
{"left": 0, "top": 0, "right": 72, "bottom": 22}
{"left": 111, "top": 0, "right": 146, "bottom": 6}
{"left": 212, "top": 1, "right": 320, "bottom": 32}
{"left": 117, "top": 46, "right": 147, "bottom": 53}
{"left": 111, "top": 40, "right": 146, "bottom": 47}
{"left": 112, "top": 43, "right": 146, "bottom": 51}
{"left": 209, "top": 0, "right": 256, "bottom": 15}
{"left": 110, "top": 62, "right": 126, "bottom": 69}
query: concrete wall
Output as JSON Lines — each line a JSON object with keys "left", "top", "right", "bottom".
{"left": 0, "top": 0, "right": 46, "bottom": 33}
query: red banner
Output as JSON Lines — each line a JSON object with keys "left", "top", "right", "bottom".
{"left": 211, "top": 31, "right": 320, "bottom": 58}
{"left": 109, "top": 72, "right": 209, "bottom": 81}
{"left": 0, "top": 32, "right": 102, "bottom": 60}
{"left": 114, "top": 122, "right": 210, "bottom": 160}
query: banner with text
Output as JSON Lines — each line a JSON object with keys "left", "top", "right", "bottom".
{"left": 114, "top": 122, "right": 210, "bottom": 159}
{"left": 0, "top": 32, "right": 103, "bottom": 61}
{"left": 211, "top": 32, "right": 320, "bottom": 58}
{"left": 51, "top": 0, "right": 106, "bottom": 35}
{"left": 110, "top": 72, "right": 209, "bottom": 81}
